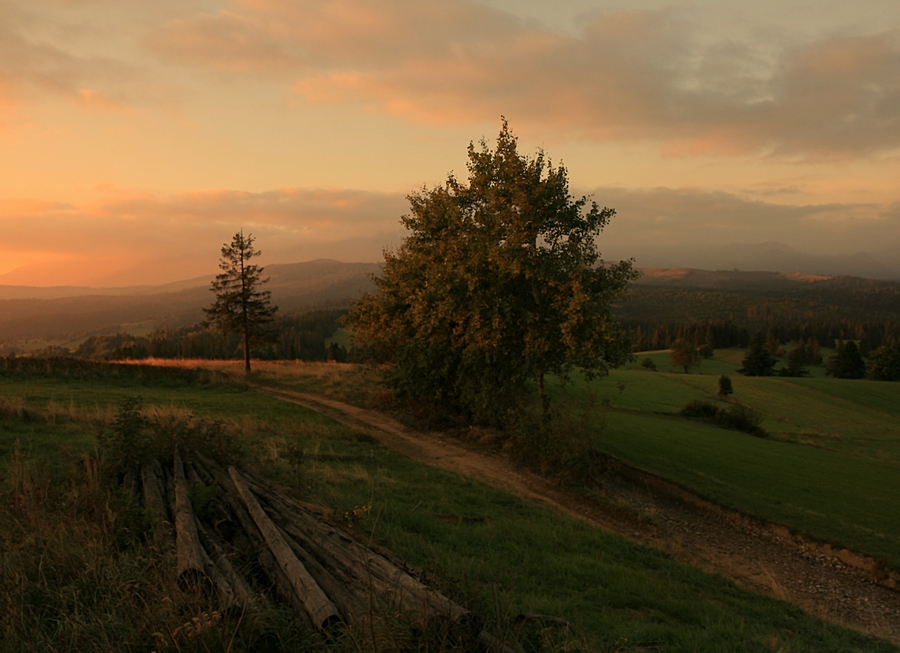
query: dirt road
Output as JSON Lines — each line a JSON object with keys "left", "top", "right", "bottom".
{"left": 255, "top": 385, "right": 900, "bottom": 645}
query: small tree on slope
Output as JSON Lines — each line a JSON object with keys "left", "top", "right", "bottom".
{"left": 204, "top": 231, "right": 278, "bottom": 373}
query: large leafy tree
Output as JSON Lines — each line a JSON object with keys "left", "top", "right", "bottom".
{"left": 204, "top": 231, "right": 277, "bottom": 372}
{"left": 347, "top": 121, "right": 637, "bottom": 424}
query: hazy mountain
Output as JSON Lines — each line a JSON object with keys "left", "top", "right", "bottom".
{"left": 0, "top": 259, "right": 379, "bottom": 348}
{"left": 628, "top": 242, "right": 900, "bottom": 281}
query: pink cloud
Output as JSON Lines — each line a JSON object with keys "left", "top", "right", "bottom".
{"left": 0, "top": 186, "right": 409, "bottom": 284}
{"left": 145, "top": 1, "right": 900, "bottom": 158}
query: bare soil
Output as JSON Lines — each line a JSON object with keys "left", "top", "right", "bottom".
{"left": 254, "top": 385, "right": 900, "bottom": 646}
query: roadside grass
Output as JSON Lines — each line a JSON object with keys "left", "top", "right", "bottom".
{"left": 549, "top": 350, "right": 900, "bottom": 570}
{"left": 595, "top": 410, "right": 900, "bottom": 569}
{"left": 0, "top": 384, "right": 894, "bottom": 652}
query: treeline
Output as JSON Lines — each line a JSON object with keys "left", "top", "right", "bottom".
{"left": 629, "top": 318, "right": 900, "bottom": 357}
{"left": 34, "top": 310, "right": 350, "bottom": 363}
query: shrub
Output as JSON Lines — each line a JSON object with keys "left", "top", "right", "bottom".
{"left": 640, "top": 357, "right": 657, "bottom": 371}
{"left": 680, "top": 400, "right": 767, "bottom": 437}
{"left": 717, "top": 375, "right": 733, "bottom": 397}
{"left": 680, "top": 400, "right": 720, "bottom": 420}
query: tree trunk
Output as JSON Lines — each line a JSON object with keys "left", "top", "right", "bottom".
{"left": 243, "top": 328, "right": 251, "bottom": 373}
{"left": 537, "top": 371, "right": 548, "bottom": 416}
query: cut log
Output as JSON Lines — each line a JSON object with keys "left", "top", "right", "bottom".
{"left": 213, "top": 468, "right": 312, "bottom": 621}
{"left": 185, "top": 461, "right": 236, "bottom": 541}
{"left": 228, "top": 466, "right": 342, "bottom": 631}
{"left": 140, "top": 459, "right": 172, "bottom": 549}
{"left": 513, "top": 613, "right": 572, "bottom": 629}
{"left": 173, "top": 449, "right": 208, "bottom": 589}
{"left": 275, "top": 521, "right": 371, "bottom": 625}
{"left": 246, "top": 481, "right": 479, "bottom": 646}
{"left": 195, "top": 517, "right": 254, "bottom": 606}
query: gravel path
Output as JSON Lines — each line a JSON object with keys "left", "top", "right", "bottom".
{"left": 255, "top": 385, "right": 900, "bottom": 646}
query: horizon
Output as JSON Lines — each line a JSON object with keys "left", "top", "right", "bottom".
{"left": 3, "top": 1, "right": 900, "bottom": 286}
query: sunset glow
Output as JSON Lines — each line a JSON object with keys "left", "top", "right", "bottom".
{"left": 2, "top": 0, "right": 899, "bottom": 286}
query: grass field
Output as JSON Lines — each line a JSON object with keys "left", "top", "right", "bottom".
{"left": 550, "top": 349, "right": 900, "bottom": 570}
{"left": 2, "top": 362, "right": 896, "bottom": 652}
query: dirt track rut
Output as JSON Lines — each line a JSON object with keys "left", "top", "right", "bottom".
{"left": 255, "top": 385, "right": 900, "bottom": 646}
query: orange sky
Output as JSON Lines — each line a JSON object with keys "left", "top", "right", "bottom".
{"left": 2, "top": 0, "right": 899, "bottom": 286}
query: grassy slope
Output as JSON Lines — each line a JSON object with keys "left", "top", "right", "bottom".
{"left": 552, "top": 350, "right": 900, "bottom": 568}
{"left": 1, "top": 369, "right": 895, "bottom": 652}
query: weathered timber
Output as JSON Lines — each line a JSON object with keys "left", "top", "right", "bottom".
{"left": 228, "top": 466, "right": 342, "bottom": 631}
{"left": 213, "top": 469, "right": 312, "bottom": 621}
{"left": 140, "top": 459, "right": 172, "bottom": 549}
{"left": 185, "top": 461, "right": 236, "bottom": 541}
{"left": 173, "top": 449, "right": 208, "bottom": 588}
{"left": 275, "top": 521, "right": 371, "bottom": 625}
{"left": 248, "top": 481, "right": 479, "bottom": 643}
{"left": 195, "top": 517, "right": 254, "bottom": 606}
{"left": 513, "top": 613, "right": 572, "bottom": 629}
{"left": 236, "top": 464, "right": 469, "bottom": 617}
{"left": 193, "top": 514, "right": 254, "bottom": 613}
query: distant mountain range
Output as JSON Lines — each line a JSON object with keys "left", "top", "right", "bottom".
{"left": 2, "top": 248, "right": 899, "bottom": 353}
{"left": 0, "top": 260, "right": 379, "bottom": 350}
{"left": 627, "top": 242, "right": 900, "bottom": 281}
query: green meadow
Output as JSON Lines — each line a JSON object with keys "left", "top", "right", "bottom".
{"left": 1, "top": 362, "right": 897, "bottom": 652}
{"left": 551, "top": 349, "right": 900, "bottom": 569}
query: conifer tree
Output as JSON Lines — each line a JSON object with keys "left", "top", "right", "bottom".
{"left": 739, "top": 330, "right": 776, "bottom": 376}
{"left": 204, "top": 231, "right": 277, "bottom": 372}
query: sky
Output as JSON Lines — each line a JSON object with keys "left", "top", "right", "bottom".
{"left": 1, "top": 0, "right": 899, "bottom": 286}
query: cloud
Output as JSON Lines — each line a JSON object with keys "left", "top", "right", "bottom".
{"left": 590, "top": 186, "right": 900, "bottom": 257}
{"left": 145, "top": 0, "right": 900, "bottom": 158}
{"left": 0, "top": 187, "right": 409, "bottom": 285}
{"left": 0, "top": 3, "right": 167, "bottom": 116}
{"left": 2, "top": 181, "right": 899, "bottom": 285}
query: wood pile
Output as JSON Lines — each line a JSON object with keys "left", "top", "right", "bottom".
{"left": 137, "top": 450, "right": 514, "bottom": 652}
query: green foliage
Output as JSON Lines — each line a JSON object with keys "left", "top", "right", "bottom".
{"left": 867, "top": 344, "right": 900, "bottom": 381}
{"left": 717, "top": 374, "right": 733, "bottom": 397}
{"left": 2, "top": 362, "right": 898, "bottom": 652}
{"left": 98, "top": 395, "right": 242, "bottom": 476}
{"left": 738, "top": 331, "right": 776, "bottom": 376}
{"left": 504, "top": 401, "right": 610, "bottom": 486}
{"left": 827, "top": 340, "right": 867, "bottom": 379}
{"left": 680, "top": 400, "right": 767, "bottom": 437}
{"left": 640, "top": 357, "right": 657, "bottom": 371}
{"left": 204, "top": 231, "right": 278, "bottom": 372}
{"left": 347, "top": 121, "right": 636, "bottom": 423}
{"left": 670, "top": 338, "right": 700, "bottom": 373}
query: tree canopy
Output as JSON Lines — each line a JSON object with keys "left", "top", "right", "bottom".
{"left": 204, "top": 231, "right": 277, "bottom": 372}
{"left": 346, "top": 121, "right": 637, "bottom": 424}
{"left": 739, "top": 330, "right": 776, "bottom": 377}
{"left": 670, "top": 338, "right": 700, "bottom": 373}
{"left": 826, "top": 340, "right": 866, "bottom": 379}
{"left": 867, "top": 344, "right": 900, "bottom": 381}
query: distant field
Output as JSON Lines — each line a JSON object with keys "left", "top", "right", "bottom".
{"left": 552, "top": 349, "right": 900, "bottom": 569}
{"left": 1, "top": 364, "right": 894, "bottom": 652}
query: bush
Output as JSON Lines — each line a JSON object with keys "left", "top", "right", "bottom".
{"left": 717, "top": 375, "right": 733, "bottom": 397}
{"left": 98, "top": 396, "right": 243, "bottom": 478}
{"left": 504, "top": 403, "right": 610, "bottom": 486}
{"left": 640, "top": 357, "right": 657, "bottom": 371}
{"left": 680, "top": 400, "right": 720, "bottom": 419}
{"left": 680, "top": 400, "right": 767, "bottom": 437}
